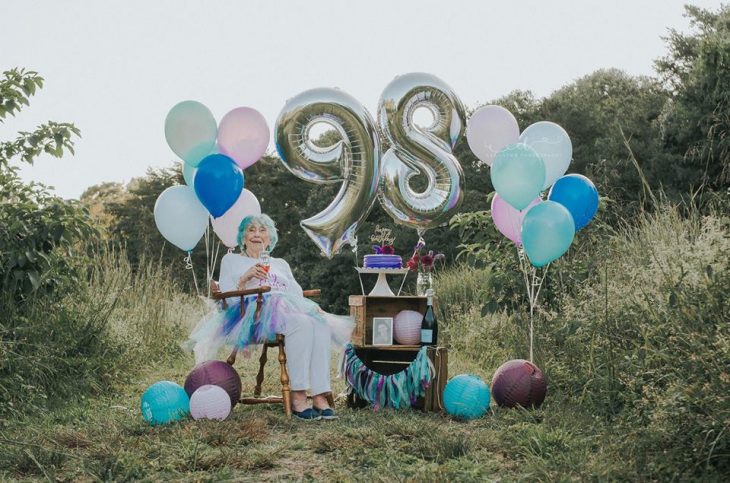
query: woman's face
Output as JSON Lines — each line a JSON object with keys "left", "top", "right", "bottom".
{"left": 243, "top": 223, "right": 271, "bottom": 250}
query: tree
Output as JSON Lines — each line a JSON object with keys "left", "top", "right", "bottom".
{"left": 656, "top": 4, "right": 730, "bottom": 188}
{"left": 0, "top": 68, "right": 94, "bottom": 298}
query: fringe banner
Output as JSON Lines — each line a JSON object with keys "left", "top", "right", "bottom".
{"left": 342, "top": 344, "right": 434, "bottom": 410}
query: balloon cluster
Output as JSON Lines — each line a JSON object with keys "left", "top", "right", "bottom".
{"left": 154, "top": 102, "right": 266, "bottom": 252}
{"left": 467, "top": 106, "right": 599, "bottom": 267}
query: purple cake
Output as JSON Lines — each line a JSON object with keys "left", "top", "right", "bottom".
{"left": 363, "top": 254, "right": 403, "bottom": 269}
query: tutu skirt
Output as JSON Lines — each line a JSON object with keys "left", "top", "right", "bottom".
{"left": 186, "top": 292, "right": 355, "bottom": 363}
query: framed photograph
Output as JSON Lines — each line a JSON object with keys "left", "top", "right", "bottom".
{"left": 372, "top": 317, "right": 394, "bottom": 346}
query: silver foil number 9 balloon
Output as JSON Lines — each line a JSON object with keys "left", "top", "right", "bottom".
{"left": 275, "top": 88, "right": 381, "bottom": 258}
{"left": 377, "top": 72, "right": 466, "bottom": 232}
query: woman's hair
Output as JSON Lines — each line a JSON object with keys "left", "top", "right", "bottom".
{"left": 237, "top": 214, "right": 279, "bottom": 252}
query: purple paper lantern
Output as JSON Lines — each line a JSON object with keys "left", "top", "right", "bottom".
{"left": 491, "top": 359, "right": 547, "bottom": 408}
{"left": 184, "top": 360, "right": 242, "bottom": 407}
{"left": 190, "top": 384, "right": 232, "bottom": 421}
{"left": 394, "top": 310, "right": 422, "bottom": 345}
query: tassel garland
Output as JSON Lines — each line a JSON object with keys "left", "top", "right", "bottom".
{"left": 342, "top": 344, "right": 435, "bottom": 410}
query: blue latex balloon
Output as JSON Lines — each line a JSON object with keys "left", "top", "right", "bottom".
{"left": 548, "top": 174, "right": 599, "bottom": 231}
{"left": 443, "top": 374, "right": 490, "bottom": 420}
{"left": 522, "top": 201, "right": 575, "bottom": 267}
{"left": 140, "top": 381, "right": 190, "bottom": 426}
{"left": 194, "top": 154, "right": 244, "bottom": 217}
{"left": 491, "top": 143, "right": 546, "bottom": 210}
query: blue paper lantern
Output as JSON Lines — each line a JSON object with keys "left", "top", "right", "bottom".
{"left": 140, "top": 381, "right": 190, "bottom": 426}
{"left": 442, "top": 374, "right": 490, "bottom": 420}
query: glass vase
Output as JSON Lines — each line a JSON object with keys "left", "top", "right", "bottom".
{"left": 416, "top": 271, "right": 433, "bottom": 296}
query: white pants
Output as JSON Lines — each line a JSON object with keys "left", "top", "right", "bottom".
{"left": 283, "top": 316, "right": 332, "bottom": 395}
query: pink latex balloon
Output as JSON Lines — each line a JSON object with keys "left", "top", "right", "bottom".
{"left": 491, "top": 194, "right": 541, "bottom": 245}
{"left": 211, "top": 189, "right": 262, "bottom": 247}
{"left": 466, "top": 105, "right": 520, "bottom": 167}
{"left": 217, "top": 107, "right": 270, "bottom": 169}
{"left": 190, "top": 385, "right": 231, "bottom": 421}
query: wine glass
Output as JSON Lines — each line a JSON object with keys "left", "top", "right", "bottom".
{"left": 259, "top": 248, "right": 270, "bottom": 275}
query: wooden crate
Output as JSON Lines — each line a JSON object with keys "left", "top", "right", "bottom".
{"left": 345, "top": 346, "right": 448, "bottom": 412}
{"left": 349, "top": 295, "right": 437, "bottom": 346}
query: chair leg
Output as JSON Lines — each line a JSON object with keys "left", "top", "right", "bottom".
{"left": 277, "top": 337, "right": 291, "bottom": 418}
{"left": 254, "top": 345, "right": 267, "bottom": 397}
{"left": 226, "top": 347, "right": 238, "bottom": 366}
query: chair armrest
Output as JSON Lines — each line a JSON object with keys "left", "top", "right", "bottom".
{"left": 303, "top": 289, "right": 321, "bottom": 298}
{"left": 213, "top": 286, "right": 272, "bottom": 300}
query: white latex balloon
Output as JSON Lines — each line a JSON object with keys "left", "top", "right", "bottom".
{"left": 210, "top": 189, "right": 262, "bottom": 248}
{"left": 466, "top": 105, "right": 520, "bottom": 166}
{"left": 190, "top": 385, "right": 232, "bottom": 421}
{"left": 154, "top": 186, "right": 209, "bottom": 251}
{"left": 519, "top": 121, "right": 572, "bottom": 190}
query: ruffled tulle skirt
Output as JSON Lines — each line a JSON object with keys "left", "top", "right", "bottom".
{"left": 185, "top": 292, "right": 355, "bottom": 363}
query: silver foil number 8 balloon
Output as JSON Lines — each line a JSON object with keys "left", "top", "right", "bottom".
{"left": 377, "top": 72, "right": 466, "bottom": 231}
{"left": 275, "top": 88, "right": 381, "bottom": 258}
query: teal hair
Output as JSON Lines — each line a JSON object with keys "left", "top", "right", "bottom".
{"left": 237, "top": 214, "right": 278, "bottom": 252}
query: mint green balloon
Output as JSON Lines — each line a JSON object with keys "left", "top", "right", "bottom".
{"left": 491, "top": 143, "right": 546, "bottom": 210}
{"left": 521, "top": 201, "right": 575, "bottom": 267}
{"left": 182, "top": 162, "right": 197, "bottom": 186}
{"left": 165, "top": 101, "right": 217, "bottom": 166}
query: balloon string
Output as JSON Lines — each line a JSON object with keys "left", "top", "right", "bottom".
{"left": 352, "top": 236, "right": 366, "bottom": 295}
{"left": 204, "top": 226, "right": 211, "bottom": 296}
{"left": 185, "top": 252, "right": 200, "bottom": 296}
{"left": 518, "top": 245, "right": 551, "bottom": 363}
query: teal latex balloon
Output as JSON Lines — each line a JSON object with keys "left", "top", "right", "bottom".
{"left": 182, "top": 162, "right": 197, "bottom": 186}
{"left": 165, "top": 101, "right": 217, "bottom": 166}
{"left": 519, "top": 121, "right": 572, "bottom": 190}
{"left": 490, "top": 143, "right": 546, "bottom": 210}
{"left": 140, "top": 381, "right": 190, "bottom": 426}
{"left": 521, "top": 201, "right": 575, "bottom": 267}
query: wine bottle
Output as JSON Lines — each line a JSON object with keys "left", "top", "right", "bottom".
{"left": 420, "top": 289, "right": 438, "bottom": 346}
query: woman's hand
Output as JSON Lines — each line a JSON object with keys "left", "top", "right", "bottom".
{"left": 237, "top": 264, "right": 268, "bottom": 289}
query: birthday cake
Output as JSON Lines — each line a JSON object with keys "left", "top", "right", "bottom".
{"left": 363, "top": 225, "right": 402, "bottom": 269}
{"left": 363, "top": 254, "right": 403, "bottom": 269}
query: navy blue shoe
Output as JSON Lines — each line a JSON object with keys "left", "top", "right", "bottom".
{"left": 315, "top": 407, "right": 338, "bottom": 420}
{"left": 292, "top": 408, "right": 321, "bottom": 421}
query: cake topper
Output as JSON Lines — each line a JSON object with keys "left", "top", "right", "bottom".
{"left": 370, "top": 225, "right": 396, "bottom": 254}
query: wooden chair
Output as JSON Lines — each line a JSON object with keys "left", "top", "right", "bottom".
{"left": 210, "top": 282, "right": 334, "bottom": 417}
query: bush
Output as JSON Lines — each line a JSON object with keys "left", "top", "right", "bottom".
{"left": 436, "top": 202, "right": 730, "bottom": 479}
{"left": 0, "top": 247, "right": 204, "bottom": 419}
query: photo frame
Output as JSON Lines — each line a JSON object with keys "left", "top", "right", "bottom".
{"left": 371, "top": 317, "right": 394, "bottom": 346}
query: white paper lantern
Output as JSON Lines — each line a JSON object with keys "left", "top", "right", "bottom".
{"left": 190, "top": 384, "right": 232, "bottom": 421}
{"left": 394, "top": 310, "right": 423, "bottom": 345}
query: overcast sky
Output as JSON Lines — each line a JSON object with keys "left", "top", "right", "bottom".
{"left": 1, "top": 0, "right": 723, "bottom": 199}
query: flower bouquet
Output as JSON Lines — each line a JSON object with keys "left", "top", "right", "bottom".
{"left": 406, "top": 239, "right": 445, "bottom": 295}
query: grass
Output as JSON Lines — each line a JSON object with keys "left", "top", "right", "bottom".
{"left": 1, "top": 203, "right": 728, "bottom": 481}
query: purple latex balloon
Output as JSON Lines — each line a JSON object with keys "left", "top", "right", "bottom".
{"left": 217, "top": 107, "right": 270, "bottom": 169}
{"left": 491, "top": 194, "right": 541, "bottom": 245}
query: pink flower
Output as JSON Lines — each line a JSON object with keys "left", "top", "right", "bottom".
{"left": 420, "top": 254, "right": 434, "bottom": 267}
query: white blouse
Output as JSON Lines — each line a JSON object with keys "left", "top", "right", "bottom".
{"left": 218, "top": 253, "right": 304, "bottom": 304}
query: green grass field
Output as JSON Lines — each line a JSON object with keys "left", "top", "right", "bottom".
{"left": 1, "top": 205, "right": 728, "bottom": 481}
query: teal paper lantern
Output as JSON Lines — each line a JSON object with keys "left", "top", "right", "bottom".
{"left": 140, "top": 381, "right": 190, "bottom": 426}
{"left": 442, "top": 374, "right": 490, "bottom": 420}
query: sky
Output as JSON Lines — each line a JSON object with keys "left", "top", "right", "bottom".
{"left": 1, "top": 0, "right": 724, "bottom": 199}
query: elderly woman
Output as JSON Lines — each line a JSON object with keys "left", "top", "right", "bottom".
{"left": 187, "top": 214, "right": 353, "bottom": 421}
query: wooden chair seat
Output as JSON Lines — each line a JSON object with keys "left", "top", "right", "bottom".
{"left": 210, "top": 281, "right": 333, "bottom": 417}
